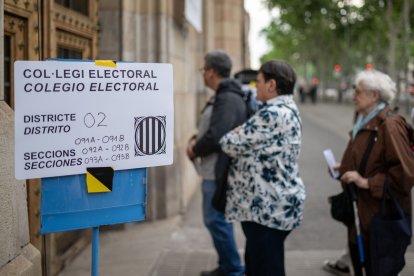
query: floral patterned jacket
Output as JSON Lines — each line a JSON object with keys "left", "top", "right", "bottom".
{"left": 219, "top": 95, "right": 305, "bottom": 231}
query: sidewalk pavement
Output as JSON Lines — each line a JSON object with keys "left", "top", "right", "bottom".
{"left": 59, "top": 216, "right": 181, "bottom": 276}
{"left": 58, "top": 216, "right": 351, "bottom": 276}
{"left": 59, "top": 189, "right": 414, "bottom": 276}
{"left": 58, "top": 217, "right": 414, "bottom": 276}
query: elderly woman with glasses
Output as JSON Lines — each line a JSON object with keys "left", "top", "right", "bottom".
{"left": 219, "top": 60, "right": 305, "bottom": 276}
{"left": 332, "top": 70, "right": 414, "bottom": 276}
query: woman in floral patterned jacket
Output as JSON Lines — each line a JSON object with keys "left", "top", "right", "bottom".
{"left": 220, "top": 60, "right": 305, "bottom": 276}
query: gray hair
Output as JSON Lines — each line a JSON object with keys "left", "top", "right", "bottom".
{"left": 204, "top": 50, "right": 232, "bottom": 78}
{"left": 355, "top": 69, "right": 396, "bottom": 104}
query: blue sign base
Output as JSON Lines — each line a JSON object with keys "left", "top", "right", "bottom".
{"left": 41, "top": 168, "right": 146, "bottom": 234}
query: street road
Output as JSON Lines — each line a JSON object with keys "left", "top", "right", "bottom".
{"left": 152, "top": 102, "right": 414, "bottom": 276}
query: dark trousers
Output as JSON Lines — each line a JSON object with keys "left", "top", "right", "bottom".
{"left": 241, "top": 221, "right": 291, "bottom": 276}
{"left": 349, "top": 241, "right": 372, "bottom": 276}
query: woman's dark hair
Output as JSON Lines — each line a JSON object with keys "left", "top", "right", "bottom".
{"left": 259, "top": 60, "right": 297, "bottom": 95}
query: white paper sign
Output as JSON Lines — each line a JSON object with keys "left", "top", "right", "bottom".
{"left": 14, "top": 61, "right": 174, "bottom": 179}
{"left": 323, "top": 149, "right": 340, "bottom": 179}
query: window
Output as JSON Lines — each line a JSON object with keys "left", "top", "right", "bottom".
{"left": 55, "top": 0, "right": 89, "bottom": 16}
{"left": 4, "top": 35, "right": 12, "bottom": 107}
{"left": 57, "top": 47, "right": 82, "bottom": 59}
{"left": 173, "top": 0, "right": 185, "bottom": 28}
{"left": 4, "top": 14, "right": 27, "bottom": 110}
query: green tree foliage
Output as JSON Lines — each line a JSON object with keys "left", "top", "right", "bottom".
{"left": 261, "top": 0, "right": 413, "bottom": 88}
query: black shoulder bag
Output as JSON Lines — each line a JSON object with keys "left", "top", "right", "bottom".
{"left": 369, "top": 180, "right": 412, "bottom": 275}
{"left": 329, "top": 130, "right": 377, "bottom": 226}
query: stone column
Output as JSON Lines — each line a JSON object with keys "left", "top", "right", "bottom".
{"left": 0, "top": 2, "right": 41, "bottom": 274}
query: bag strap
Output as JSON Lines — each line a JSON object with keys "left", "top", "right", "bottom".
{"left": 357, "top": 130, "right": 377, "bottom": 176}
{"left": 277, "top": 103, "right": 302, "bottom": 130}
{"left": 227, "top": 88, "right": 255, "bottom": 118}
{"left": 349, "top": 125, "right": 379, "bottom": 200}
{"left": 200, "top": 96, "right": 215, "bottom": 114}
{"left": 356, "top": 110, "right": 392, "bottom": 176}
{"left": 379, "top": 179, "right": 407, "bottom": 219}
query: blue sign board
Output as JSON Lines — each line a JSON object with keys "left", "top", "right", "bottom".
{"left": 41, "top": 168, "right": 146, "bottom": 233}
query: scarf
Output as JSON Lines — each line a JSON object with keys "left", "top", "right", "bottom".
{"left": 352, "top": 102, "right": 386, "bottom": 139}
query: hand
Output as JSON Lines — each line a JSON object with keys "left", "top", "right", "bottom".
{"left": 186, "top": 138, "right": 197, "bottom": 160}
{"left": 327, "top": 163, "right": 341, "bottom": 178}
{"left": 340, "top": 171, "right": 369, "bottom": 189}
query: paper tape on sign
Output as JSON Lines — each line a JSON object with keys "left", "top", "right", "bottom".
{"left": 95, "top": 60, "right": 117, "bottom": 68}
{"left": 14, "top": 60, "right": 174, "bottom": 179}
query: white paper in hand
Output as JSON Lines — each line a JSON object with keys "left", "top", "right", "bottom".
{"left": 323, "top": 149, "right": 340, "bottom": 179}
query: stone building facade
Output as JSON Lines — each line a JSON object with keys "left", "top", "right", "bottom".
{"left": 1, "top": 0, "right": 250, "bottom": 274}
{"left": 99, "top": 0, "right": 250, "bottom": 220}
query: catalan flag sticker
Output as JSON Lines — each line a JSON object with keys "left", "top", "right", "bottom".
{"left": 86, "top": 167, "right": 114, "bottom": 193}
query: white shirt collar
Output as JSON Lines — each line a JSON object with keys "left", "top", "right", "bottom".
{"left": 266, "top": 95, "right": 293, "bottom": 105}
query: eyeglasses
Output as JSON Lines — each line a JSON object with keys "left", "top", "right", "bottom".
{"left": 199, "top": 67, "right": 210, "bottom": 74}
{"left": 353, "top": 85, "right": 374, "bottom": 96}
{"left": 354, "top": 89, "right": 365, "bottom": 96}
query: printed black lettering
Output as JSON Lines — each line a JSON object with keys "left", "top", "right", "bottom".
{"left": 89, "top": 70, "right": 96, "bottom": 78}
{"left": 24, "top": 83, "right": 32, "bottom": 92}
{"left": 23, "top": 69, "right": 31, "bottom": 78}
{"left": 24, "top": 152, "right": 30, "bottom": 160}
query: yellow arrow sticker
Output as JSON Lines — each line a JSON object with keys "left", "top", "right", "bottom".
{"left": 86, "top": 167, "right": 114, "bottom": 193}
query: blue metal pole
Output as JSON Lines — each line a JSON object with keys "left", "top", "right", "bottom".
{"left": 349, "top": 184, "right": 366, "bottom": 276}
{"left": 92, "top": 227, "right": 99, "bottom": 276}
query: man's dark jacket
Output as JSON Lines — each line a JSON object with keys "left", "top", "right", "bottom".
{"left": 193, "top": 79, "right": 248, "bottom": 212}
